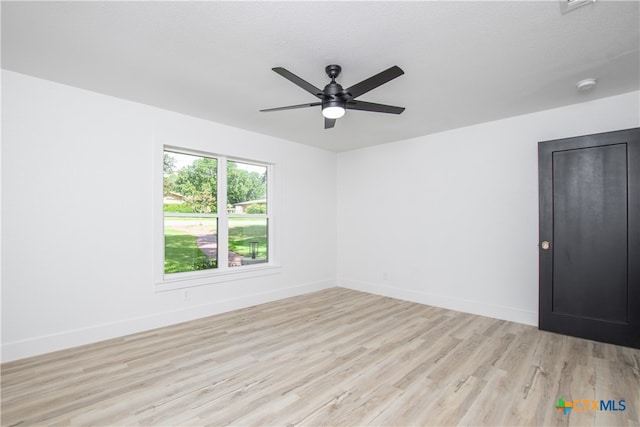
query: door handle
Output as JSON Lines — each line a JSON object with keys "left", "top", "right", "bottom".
{"left": 541, "top": 241, "right": 551, "bottom": 250}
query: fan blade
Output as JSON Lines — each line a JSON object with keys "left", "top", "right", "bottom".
{"left": 344, "top": 66, "right": 404, "bottom": 99}
{"left": 260, "top": 102, "right": 321, "bottom": 112}
{"left": 324, "top": 117, "right": 336, "bottom": 129}
{"left": 272, "top": 67, "right": 326, "bottom": 99}
{"left": 346, "top": 100, "right": 405, "bottom": 114}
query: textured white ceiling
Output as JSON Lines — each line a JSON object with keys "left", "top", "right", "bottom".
{"left": 2, "top": 1, "right": 639, "bottom": 152}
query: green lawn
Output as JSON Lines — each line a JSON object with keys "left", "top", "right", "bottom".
{"left": 228, "top": 219, "right": 268, "bottom": 259}
{"left": 164, "top": 228, "right": 216, "bottom": 274}
{"left": 164, "top": 218, "right": 267, "bottom": 273}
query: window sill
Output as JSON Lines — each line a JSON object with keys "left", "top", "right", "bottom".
{"left": 155, "top": 264, "right": 282, "bottom": 293}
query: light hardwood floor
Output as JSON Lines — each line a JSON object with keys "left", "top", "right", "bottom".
{"left": 2, "top": 288, "right": 639, "bottom": 426}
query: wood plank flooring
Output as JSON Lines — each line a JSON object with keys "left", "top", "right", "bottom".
{"left": 2, "top": 288, "right": 639, "bottom": 426}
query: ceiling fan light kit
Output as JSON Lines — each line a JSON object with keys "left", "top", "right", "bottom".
{"left": 322, "top": 101, "right": 345, "bottom": 119}
{"left": 260, "top": 64, "right": 405, "bottom": 129}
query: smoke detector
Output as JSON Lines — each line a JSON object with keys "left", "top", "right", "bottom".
{"left": 576, "top": 78, "right": 597, "bottom": 91}
{"left": 560, "top": 0, "right": 596, "bottom": 14}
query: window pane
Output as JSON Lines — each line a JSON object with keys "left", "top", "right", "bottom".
{"left": 164, "top": 216, "right": 218, "bottom": 273}
{"left": 164, "top": 151, "right": 217, "bottom": 214}
{"left": 227, "top": 160, "right": 267, "bottom": 214}
{"left": 228, "top": 218, "right": 268, "bottom": 267}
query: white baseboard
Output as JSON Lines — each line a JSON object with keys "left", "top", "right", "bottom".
{"left": 2, "top": 279, "right": 536, "bottom": 363}
{"left": 1, "top": 279, "right": 335, "bottom": 363}
{"left": 339, "top": 279, "right": 537, "bottom": 327}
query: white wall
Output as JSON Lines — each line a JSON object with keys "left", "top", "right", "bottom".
{"left": 1, "top": 70, "right": 337, "bottom": 362}
{"left": 3, "top": 69, "right": 638, "bottom": 363}
{"left": 337, "top": 91, "right": 640, "bottom": 326}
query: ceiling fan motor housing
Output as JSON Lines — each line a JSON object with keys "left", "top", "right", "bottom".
{"left": 323, "top": 65, "right": 346, "bottom": 110}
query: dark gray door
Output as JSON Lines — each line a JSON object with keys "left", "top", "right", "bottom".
{"left": 538, "top": 128, "right": 639, "bottom": 349}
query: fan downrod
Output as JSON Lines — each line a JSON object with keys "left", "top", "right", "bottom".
{"left": 325, "top": 64, "right": 342, "bottom": 80}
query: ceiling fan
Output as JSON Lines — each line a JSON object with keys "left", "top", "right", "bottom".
{"left": 260, "top": 64, "right": 405, "bottom": 129}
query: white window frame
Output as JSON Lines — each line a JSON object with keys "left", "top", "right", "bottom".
{"left": 154, "top": 144, "right": 280, "bottom": 292}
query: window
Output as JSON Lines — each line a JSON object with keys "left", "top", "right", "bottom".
{"left": 227, "top": 160, "right": 269, "bottom": 267}
{"left": 162, "top": 148, "right": 271, "bottom": 279}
